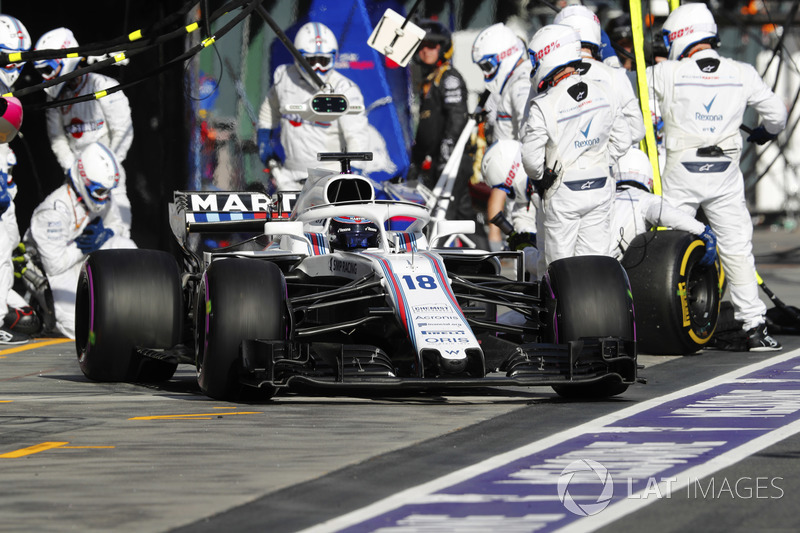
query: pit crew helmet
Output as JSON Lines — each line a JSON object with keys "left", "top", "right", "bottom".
{"left": 34, "top": 27, "right": 81, "bottom": 98}
{"left": 328, "top": 216, "right": 379, "bottom": 251}
{"left": 553, "top": 5, "right": 602, "bottom": 59}
{"left": 471, "top": 23, "right": 526, "bottom": 94}
{"left": 0, "top": 96, "right": 23, "bottom": 143}
{"left": 614, "top": 148, "right": 654, "bottom": 193}
{"left": 481, "top": 139, "right": 529, "bottom": 201}
{"left": 294, "top": 22, "right": 338, "bottom": 85}
{"left": 69, "top": 142, "right": 120, "bottom": 213}
{"left": 0, "top": 15, "right": 31, "bottom": 89}
{"left": 661, "top": 3, "right": 718, "bottom": 61}
{"left": 528, "top": 24, "right": 582, "bottom": 93}
{"left": 416, "top": 19, "right": 453, "bottom": 63}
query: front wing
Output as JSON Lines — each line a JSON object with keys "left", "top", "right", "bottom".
{"left": 235, "top": 336, "right": 637, "bottom": 391}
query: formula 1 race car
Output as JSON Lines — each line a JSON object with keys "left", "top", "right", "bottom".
{"left": 74, "top": 153, "right": 638, "bottom": 401}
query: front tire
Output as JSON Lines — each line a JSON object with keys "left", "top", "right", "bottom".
{"left": 195, "top": 259, "right": 287, "bottom": 401}
{"left": 75, "top": 250, "right": 182, "bottom": 382}
{"left": 622, "top": 230, "right": 720, "bottom": 355}
{"left": 542, "top": 255, "right": 635, "bottom": 398}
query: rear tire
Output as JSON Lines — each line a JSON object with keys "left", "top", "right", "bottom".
{"left": 622, "top": 230, "right": 720, "bottom": 355}
{"left": 195, "top": 259, "right": 287, "bottom": 401}
{"left": 75, "top": 250, "right": 182, "bottom": 382}
{"left": 543, "top": 255, "right": 635, "bottom": 398}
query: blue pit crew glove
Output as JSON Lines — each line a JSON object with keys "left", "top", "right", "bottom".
{"left": 507, "top": 231, "right": 537, "bottom": 251}
{"left": 698, "top": 225, "right": 717, "bottom": 266}
{"left": 75, "top": 217, "right": 114, "bottom": 254}
{"left": 257, "top": 127, "right": 277, "bottom": 166}
{"left": 0, "top": 173, "right": 10, "bottom": 215}
{"left": 746, "top": 125, "right": 778, "bottom": 145}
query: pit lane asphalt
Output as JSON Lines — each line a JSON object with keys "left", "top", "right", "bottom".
{"left": 2, "top": 226, "right": 799, "bottom": 533}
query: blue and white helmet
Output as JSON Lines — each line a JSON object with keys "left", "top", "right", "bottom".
{"left": 294, "top": 22, "right": 338, "bottom": 85}
{"left": 69, "top": 142, "right": 120, "bottom": 213}
{"left": 34, "top": 27, "right": 82, "bottom": 98}
{"left": 471, "top": 23, "right": 527, "bottom": 95}
{"left": 661, "top": 3, "right": 718, "bottom": 61}
{"left": 528, "top": 24, "right": 582, "bottom": 93}
{"left": 0, "top": 15, "right": 31, "bottom": 89}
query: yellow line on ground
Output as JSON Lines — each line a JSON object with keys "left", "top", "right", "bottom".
{"left": 0, "top": 338, "right": 71, "bottom": 356}
{"left": 129, "top": 411, "right": 261, "bottom": 420}
{"left": 0, "top": 441, "right": 69, "bottom": 458}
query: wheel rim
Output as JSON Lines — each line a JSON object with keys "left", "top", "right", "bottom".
{"left": 686, "top": 263, "right": 718, "bottom": 329}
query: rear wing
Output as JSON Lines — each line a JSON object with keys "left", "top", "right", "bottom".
{"left": 169, "top": 191, "right": 298, "bottom": 237}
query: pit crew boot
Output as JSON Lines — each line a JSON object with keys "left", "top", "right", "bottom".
{"left": 745, "top": 323, "right": 782, "bottom": 352}
{"left": 0, "top": 325, "right": 30, "bottom": 345}
{"left": 4, "top": 306, "right": 41, "bottom": 335}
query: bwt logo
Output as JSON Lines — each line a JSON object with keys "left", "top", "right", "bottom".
{"left": 558, "top": 459, "right": 614, "bottom": 516}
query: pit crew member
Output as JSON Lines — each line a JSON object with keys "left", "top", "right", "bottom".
{"left": 257, "top": 22, "right": 369, "bottom": 191}
{"left": 471, "top": 22, "right": 536, "bottom": 252}
{"left": 28, "top": 142, "right": 136, "bottom": 339}
{"left": 480, "top": 139, "right": 541, "bottom": 278}
{"left": 34, "top": 27, "right": 134, "bottom": 237}
{"left": 611, "top": 148, "right": 716, "bottom": 263}
{"left": 651, "top": 3, "right": 787, "bottom": 351}
{"left": 521, "top": 24, "right": 631, "bottom": 266}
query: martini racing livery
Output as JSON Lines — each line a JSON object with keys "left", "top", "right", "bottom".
{"left": 74, "top": 153, "right": 638, "bottom": 401}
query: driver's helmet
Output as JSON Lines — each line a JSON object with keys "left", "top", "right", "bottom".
{"left": 328, "top": 216, "right": 379, "bottom": 251}
{"left": 0, "top": 15, "right": 31, "bottom": 89}
{"left": 553, "top": 5, "right": 602, "bottom": 59}
{"left": 528, "top": 24, "right": 582, "bottom": 93}
{"left": 34, "top": 27, "right": 81, "bottom": 98}
{"left": 471, "top": 23, "right": 526, "bottom": 94}
{"left": 661, "top": 3, "right": 718, "bottom": 61}
{"left": 293, "top": 22, "right": 337, "bottom": 84}
{"left": 614, "top": 148, "right": 654, "bottom": 193}
{"left": 69, "top": 142, "right": 120, "bottom": 213}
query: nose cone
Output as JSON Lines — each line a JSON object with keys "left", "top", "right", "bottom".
{"left": 439, "top": 352, "right": 467, "bottom": 374}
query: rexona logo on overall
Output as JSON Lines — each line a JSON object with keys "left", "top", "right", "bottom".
{"left": 575, "top": 118, "right": 600, "bottom": 149}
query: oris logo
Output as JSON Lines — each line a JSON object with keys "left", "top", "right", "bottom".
{"left": 535, "top": 41, "right": 561, "bottom": 60}
{"left": 667, "top": 26, "right": 694, "bottom": 43}
{"left": 504, "top": 161, "right": 521, "bottom": 188}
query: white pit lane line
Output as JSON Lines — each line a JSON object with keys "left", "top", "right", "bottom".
{"left": 298, "top": 348, "right": 800, "bottom": 533}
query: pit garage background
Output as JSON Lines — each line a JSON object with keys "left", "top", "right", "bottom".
{"left": 3, "top": 0, "right": 799, "bottom": 252}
